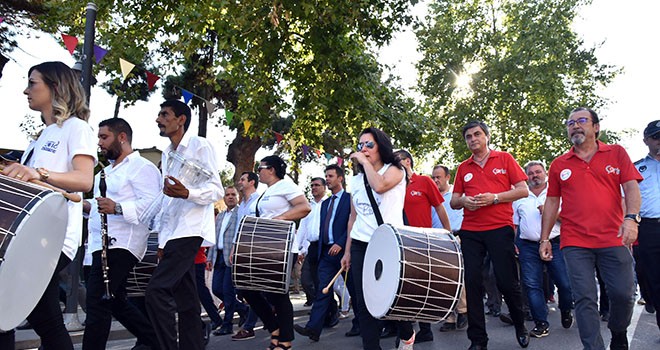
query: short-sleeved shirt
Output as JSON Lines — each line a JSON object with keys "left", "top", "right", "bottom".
{"left": 257, "top": 178, "right": 304, "bottom": 219}
{"left": 453, "top": 150, "right": 527, "bottom": 231}
{"left": 23, "top": 117, "right": 98, "bottom": 260}
{"left": 635, "top": 155, "right": 660, "bottom": 218}
{"left": 404, "top": 173, "right": 444, "bottom": 228}
{"left": 547, "top": 141, "right": 643, "bottom": 249}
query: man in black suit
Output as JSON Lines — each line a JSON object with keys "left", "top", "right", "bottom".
{"left": 295, "top": 164, "right": 351, "bottom": 341}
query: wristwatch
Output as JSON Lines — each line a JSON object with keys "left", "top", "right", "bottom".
{"left": 115, "top": 203, "right": 123, "bottom": 215}
{"left": 492, "top": 193, "right": 500, "bottom": 205}
{"left": 624, "top": 213, "right": 641, "bottom": 224}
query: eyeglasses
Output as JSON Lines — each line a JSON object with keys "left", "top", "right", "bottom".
{"left": 311, "top": 184, "right": 323, "bottom": 187}
{"left": 257, "top": 165, "right": 272, "bottom": 171}
{"left": 357, "top": 141, "right": 375, "bottom": 151}
{"left": 565, "top": 117, "right": 591, "bottom": 128}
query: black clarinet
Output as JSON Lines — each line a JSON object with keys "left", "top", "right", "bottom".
{"left": 99, "top": 169, "right": 113, "bottom": 300}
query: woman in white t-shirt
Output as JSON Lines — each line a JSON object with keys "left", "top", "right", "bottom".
{"left": 340, "top": 127, "right": 414, "bottom": 350}
{"left": 240, "top": 155, "right": 310, "bottom": 350}
{"left": 1, "top": 61, "right": 96, "bottom": 350}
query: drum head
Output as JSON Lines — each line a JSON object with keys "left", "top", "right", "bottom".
{"left": 0, "top": 192, "right": 68, "bottom": 331}
{"left": 363, "top": 224, "right": 401, "bottom": 319}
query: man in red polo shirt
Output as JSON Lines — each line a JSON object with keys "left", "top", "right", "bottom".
{"left": 450, "top": 121, "right": 530, "bottom": 350}
{"left": 539, "top": 107, "right": 642, "bottom": 350}
{"left": 394, "top": 149, "right": 451, "bottom": 344}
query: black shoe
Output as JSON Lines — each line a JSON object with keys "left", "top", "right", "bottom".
{"left": 645, "top": 303, "right": 656, "bottom": 314}
{"left": 416, "top": 329, "right": 433, "bottom": 343}
{"left": 530, "top": 321, "right": 549, "bottom": 338}
{"left": 213, "top": 327, "right": 233, "bottom": 336}
{"left": 610, "top": 331, "right": 628, "bottom": 350}
{"left": 468, "top": 343, "right": 488, "bottom": 350}
{"left": 499, "top": 313, "right": 514, "bottom": 325}
{"left": 486, "top": 309, "right": 501, "bottom": 317}
{"left": 345, "top": 327, "right": 360, "bottom": 337}
{"left": 439, "top": 322, "right": 457, "bottom": 332}
{"left": 380, "top": 327, "right": 397, "bottom": 338}
{"left": 516, "top": 327, "right": 530, "bottom": 348}
{"left": 457, "top": 313, "right": 468, "bottom": 330}
{"left": 561, "top": 310, "right": 573, "bottom": 329}
{"left": 294, "top": 324, "right": 320, "bottom": 342}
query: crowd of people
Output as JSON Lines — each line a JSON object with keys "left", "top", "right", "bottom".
{"left": 0, "top": 60, "right": 658, "bottom": 350}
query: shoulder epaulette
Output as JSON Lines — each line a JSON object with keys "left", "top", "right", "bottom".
{"left": 634, "top": 158, "right": 644, "bottom": 166}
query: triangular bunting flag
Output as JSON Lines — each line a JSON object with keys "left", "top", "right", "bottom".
{"left": 288, "top": 139, "right": 296, "bottom": 150}
{"left": 181, "top": 89, "right": 193, "bottom": 104}
{"left": 146, "top": 71, "right": 160, "bottom": 90}
{"left": 0, "top": 17, "right": 4, "bottom": 24}
{"left": 119, "top": 58, "right": 136, "bottom": 80}
{"left": 243, "top": 120, "right": 252, "bottom": 134}
{"left": 61, "top": 34, "right": 78, "bottom": 55}
{"left": 274, "top": 132, "right": 283, "bottom": 143}
{"left": 302, "top": 145, "right": 309, "bottom": 157}
{"left": 93, "top": 45, "right": 108, "bottom": 63}
{"left": 337, "top": 157, "right": 344, "bottom": 167}
{"left": 315, "top": 149, "right": 322, "bottom": 158}
{"left": 324, "top": 153, "right": 333, "bottom": 161}
{"left": 225, "top": 110, "right": 234, "bottom": 124}
{"left": 206, "top": 101, "right": 217, "bottom": 118}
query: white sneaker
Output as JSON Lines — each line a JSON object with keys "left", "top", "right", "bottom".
{"left": 398, "top": 331, "right": 415, "bottom": 350}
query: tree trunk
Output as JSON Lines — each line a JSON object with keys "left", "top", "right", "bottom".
{"left": 227, "top": 133, "right": 262, "bottom": 184}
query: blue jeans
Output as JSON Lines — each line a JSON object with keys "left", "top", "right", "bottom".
{"left": 211, "top": 255, "right": 247, "bottom": 330}
{"left": 517, "top": 238, "right": 573, "bottom": 323}
{"left": 563, "top": 246, "right": 634, "bottom": 350}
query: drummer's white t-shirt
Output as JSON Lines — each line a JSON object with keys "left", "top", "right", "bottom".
{"left": 257, "top": 178, "right": 304, "bottom": 219}
{"left": 349, "top": 163, "right": 406, "bottom": 243}
{"left": 22, "top": 117, "right": 97, "bottom": 260}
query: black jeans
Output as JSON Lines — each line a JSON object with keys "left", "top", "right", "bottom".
{"left": 146, "top": 236, "right": 203, "bottom": 350}
{"left": 301, "top": 241, "right": 319, "bottom": 303}
{"left": 638, "top": 218, "right": 660, "bottom": 328}
{"left": 83, "top": 249, "right": 159, "bottom": 350}
{"left": 460, "top": 226, "right": 526, "bottom": 346}
{"left": 351, "top": 239, "right": 413, "bottom": 350}
{"left": 241, "top": 290, "right": 295, "bottom": 342}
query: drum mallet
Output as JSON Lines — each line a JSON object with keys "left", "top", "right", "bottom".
{"left": 323, "top": 267, "right": 348, "bottom": 294}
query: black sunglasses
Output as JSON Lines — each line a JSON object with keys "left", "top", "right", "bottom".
{"left": 357, "top": 141, "right": 375, "bottom": 151}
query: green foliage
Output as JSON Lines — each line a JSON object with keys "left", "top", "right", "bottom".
{"left": 416, "top": 0, "right": 618, "bottom": 166}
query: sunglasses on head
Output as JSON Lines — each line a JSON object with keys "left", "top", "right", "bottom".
{"left": 357, "top": 141, "right": 375, "bottom": 151}
{"left": 257, "top": 165, "right": 272, "bottom": 171}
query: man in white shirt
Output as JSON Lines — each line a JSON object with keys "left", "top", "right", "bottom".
{"left": 82, "top": 118, "right": 162, "bottom": 350}
{"left": 297, "top": 177, "right": 328, "bottom": 306}
{"left": 146, "top": 100, "right": 224, "bottom": 350}
{"left": 513, "top": 161, "right": 573, "bottom": 338}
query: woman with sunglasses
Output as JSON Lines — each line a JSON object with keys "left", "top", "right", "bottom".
{"left": 341, "top": 127, "right": 415, "bottom": 350}
{"left": 239, "top": 155, "right": 311, "bottom": 350}
{"left": 1, "top": 61, "right": 96, "bottom": 349}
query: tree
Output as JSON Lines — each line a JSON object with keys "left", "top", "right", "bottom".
{"left": 0, "top": 1, "right": 47, "bottom": 79}
{"left": 32, "top": 0, "right": 429, "bottom": 183}
{"left": 416, "top": 0, "right": 618, "bottom": 166}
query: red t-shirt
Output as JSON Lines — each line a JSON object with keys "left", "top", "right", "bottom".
{"left": 194, "top": 247, "right": 207, "bottom": 264}
{"left": 403, "top": 173, "right": 444, "bottom": 228}
{"left": 454, "top": 150, "right": 527, "bottom": 231}
{"left": 547, "top": 141, "right": 642, "bottom": 249}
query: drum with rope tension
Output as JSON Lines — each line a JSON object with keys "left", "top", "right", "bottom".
{"left": 0, "top": 174, "right": 68, "bottom": 331}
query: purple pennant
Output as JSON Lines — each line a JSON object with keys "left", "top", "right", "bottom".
{"left": 0, "top": 17, "right": 4, "bottom": 24}
{"left": 181, "top": 89, "right": 193, "bottom": 104}
{"left": 302, "top": 144, "right": 309, "bottom": 157}
{"left": 93, "top": 45, "right": 108, "bottom": 64}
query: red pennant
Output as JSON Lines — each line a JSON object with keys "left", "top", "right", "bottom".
{"left": 315, "top": 149, "right": 322, "bottom": 158}
{"left": 274, "top": 132, "right": 283, "bottom": 143}
{"left": 61, "top": 34, "right": 78, "bottom": 55}
{"left": 146, "top": 71, "right": 160, "bottom": 90}
{"left": 337, "top": 157, "right": 344, "bottom": 167}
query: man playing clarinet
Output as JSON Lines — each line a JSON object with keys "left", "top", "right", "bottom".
{"left": 82, "top": 118, "right": 162, "bottom": 350}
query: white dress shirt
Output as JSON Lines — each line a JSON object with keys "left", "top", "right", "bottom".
{"left": 296, "top": 197, "right": 325, "bottom": 255}
{"left": 513, "top": 185, "right": 560, "bottom": 241}
{"left": 88, "top": 151, "right": 162, "bottom": 260}
{"left": 158, "top": 133, "right": 224, "bottom": 248}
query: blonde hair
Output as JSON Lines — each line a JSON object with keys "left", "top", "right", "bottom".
{"left": 28, "top": 61, "right": 90, "bottom": 126}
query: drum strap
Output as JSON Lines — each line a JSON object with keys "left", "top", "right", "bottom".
{"left": 363, "top": 174, "right": 384, "bottom": 226}
{"left": 254, "top": 191, "right": 265, "bottom": 218}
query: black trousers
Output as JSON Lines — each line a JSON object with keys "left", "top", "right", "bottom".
{"left": 241, "top": 289, "right": 295, "bottom": 342}
{"left": 83, "top": 249, "right": 159, "bottom": 350}
{"left": 301, "top": 241, "right": 320, "bottom": 303}
{"left": 638, "top": 218, "right": 660, "bottom": 328}
{"left": 145, "top": 236, "right": 203, "bottom": 350}
{"left": 460, "top": 226, "right": 526, "bottom": 346}
{"left": 351, "top": 240, "right": 413, "bottom": 350}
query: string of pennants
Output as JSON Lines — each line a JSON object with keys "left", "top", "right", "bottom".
{"left": 58, "top": 32, "right": 346, "bottom": 166}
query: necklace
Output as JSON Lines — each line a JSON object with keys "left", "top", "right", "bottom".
{"left": 474, "top": 150, "right": 490, "bottom": 164}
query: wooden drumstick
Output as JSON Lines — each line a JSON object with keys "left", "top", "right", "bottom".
{"left": 0, "top": 166, "right": 82, "bottom": 202}
{"left": 322, "top": 267, "right": 346, "bottom": 294}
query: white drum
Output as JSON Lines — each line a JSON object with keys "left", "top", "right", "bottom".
{"left": 0, "top": 174, "right": 68, "bottom": 331}
{"left": 363, "top": 224, "right": 463, "bottom": 323}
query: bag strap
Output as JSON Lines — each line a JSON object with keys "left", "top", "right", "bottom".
{"left": 363, "top": 174, "right": 384, "bottom": 226}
